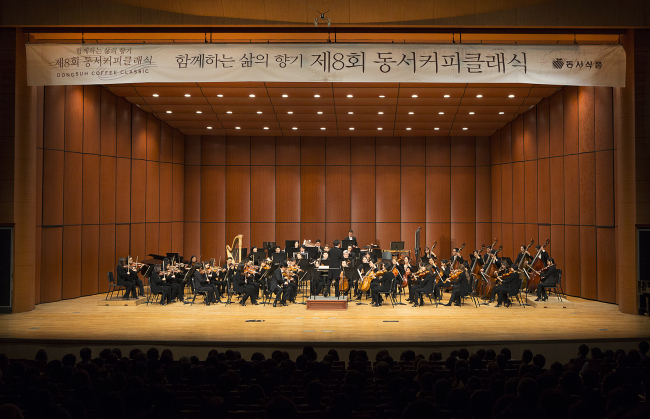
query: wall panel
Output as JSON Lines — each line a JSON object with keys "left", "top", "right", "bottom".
{"left": 276, "top": 137, "right": 300, "bottom": 165}
{"left": 596, "top": 150, "right": 615, "bottom": 226}
{"left": 226, "top": 136, "right": 250, "bottom": 166}
{"left": 64, "top": 86, "right": 83, "bottom": 152}
{"left": 130, "top": 223, "right": 146, "bottom": 262}
{"left": 200, "top": 222, "right": 225, "bottom": 261}
{"left": 490, "top": 164, "right": 502, "bottom": 223}
{"left": 200, "top": 136, "right": 224, "bottom": 166}
{"left": 511, "top": 115, "right": 524, "bottom": 162}
{"left": 116, "top": 97, "right": 132, "bottom": 158}
{"left": 115, "top": 224, "right": 130, "bottom": 264}
{"left": 83, "top": 85, "right": 101, "bottom": 155}
{"left": 500, "top": 125, "right": 512, "bottom": 164}
{"left": 131, "top": 106, "right": 147, "bottom": 160}
{"left": 450, "top": 137, "right": 475, "bottom": 167}
{"left": 376, "top": 137, "right": 400, "bottom": 166}
{"left": 427, "top": 223, "right": 451, "bottom": 260}
{"left": 146, "top": 114, "right": 161, "bottom": 162}
{"left": 426, "top": 167, "right": 450, "bottom": 223}
{"left": 476, "top": 223, "right": 492, "bottom": 251}
{"left": 160, "top": 123, "right": 173, "bottom": 163}
{"left": 563, "top": 86, "right": 579, "bottom": 156}
{"left": 578, "top": 86, "right": 595, "bottom": 153}
{"left": 81, "top": 225, "right": 99, "bottom": 296}
{"left": 500, "top": 163, "right": 513, "bottom": 223}
{"left": 401, "top": 166, "right": 425, "bottom": 222}
{"left": 171, "top": 222, "right": 183, "bottom": 255}
{"left": 326, "top": 223, "right": 351, "bottom": 245}
{"left": 595, "top": 87, "right": 614, "bottom": 151}
{"left": 159, "top": 222, "right": 172, "bottom": 255}
{"left": 351, "top": 137, "right": 376, "bottom": 166}
{"left": 276, "top": 166, "right": 300, "bottom": 222}
{"left": 63, "top": 152, "right": 82, "bottom": 225}
{"left": 183, "top": 222, "right": 200, "bottom": 261}
{"left": 451, "top": 223, "right": 475, "bottom": 255}
{"left": 475, "top": 165, "right": 491, "bottom": 223}
{"left": 537, "top": 158, "right": 550, "bottom": 224}
{"left": 251, "top": 223, "right": 275, "bottom": 249}
{"left": 426, "top": 137, "right": 450, "bottom": 166}
{"left": 301, "top": 223, "right": 326, "bottom": 245}
{"left": 43, "top": 86, "right": 65, "bottom": 150}
{"left": 115, "top": 158, "right": 131, "bottom": 224}
{"left": 580, "top": 225, "right": 597, "bottom": 300}
{"left": 401, "top": 137, "right": 425, "bottom": 166}
{"left": 251, "top": 136, "right": 275, "bottom": 165}
{"left": 173, "top": 130, "right": 185, "bottom": 164}
{"left": 512, "top": 162, "right": 525, "bottom": 224}
{"left": 145, "top": 223, "right": 159, "bottom": 257}
{"left": 451, "top": 166, "right": 476, "bottom": 223}
{"left": 564, "top": 225, "right": 581, "bottom": 296}
{"left": 536, "top": 97, "right": 550, "bottom": 159}
{"left": 98, "top": 224, "right": 115, "bottom": 293}
{"left": 401, "top": 223, "right": 424, "bottom": 254}
{"left": 351, "top": 165, "right": 376, "bottom": 222}
{"left": 476, "top": 137, "right": 491, "bottom": 167}
{"left": 301, "top": 166, "right": 325, "bottom": 222}
{"left": 198, "top": 166, "right": 224, "bottom": 222}
{"left": 226, "top": 166, "right": 251, "bottom": 222}
{"left": 82, "top": 154, "right": 100, "bottom": 225}
{"left": 326, "top": 166, "right": 351, "bottom": 222}
{"left": 524, "top": 160, "right": 538, "bottom": 224}
{"left": 376, "top": 166, "right": 400, "bottom": 222}
{"left": 62, "top": 225, "right": 81, "bottom": 300}
{"left": 40, "top": 227, "right": 62, "bottom": 303}
{"left": 159, "top": 163, "right": 173, "bottom": 222}
{"left": 301, "top": 137, "right": 326, "bottom": 166}
{"left": 550, "top": 157, "right": 564, "bottom": 224}
{"left": 549, "top": 90, "right": 564, "bottom": 157}
{"left": 376, "top": 223, "right": 400, "bottom": 249}
{"left": 130, "top": 159, "right": 146, "bottom": 223}
{"left": 523, "top": 109, "right": 537, "bottom": 161}
{"left": 172, "top": 164, "right": 185, "bottom": 222}
{"left": 597, "top": 227, "right": 616, "bottom": 303}
{"left": 99, "top": 156, "right": 116, "bottom": 224}
{"left": 251, "top": 166, "right": 276, "bottom": 222}
{"left": 326, "top": 137, "right": 351, "bottom": 165}
{"left": 579, "top": 153, "right": 596, "bottom": 225}
{"left": 276, "top": 223, "right": 300, "bottom": 248}
{"left": 350, "top": 223, "right": 376, "bottom": 248}
{"left": 564, "top": 155, "right": 580, "bottom": 225}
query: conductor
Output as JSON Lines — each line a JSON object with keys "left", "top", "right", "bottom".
{"left": 327, "top": 239, "right": 345, "bottom": 297}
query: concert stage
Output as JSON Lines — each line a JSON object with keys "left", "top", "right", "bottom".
{"left": 1, "top": 291, "right": 649, "bottom": 364}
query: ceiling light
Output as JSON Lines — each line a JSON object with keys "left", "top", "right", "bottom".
{"left": 257, "top": 111, "right": 262, "bottom": 114}
{"left": 287, "top": 111, "right": 293, "bottom": 114}
{"left": 235, "top": 127, "right": 241, "bottom": 129}
{"left": 196, "top": 111, "right": 202, "bottom": 114}
{"left": 412, "top": 94, "right": 418, "bottom": 98}
{"left": 438, "top": 112, "right": 444, "bottom": 115}
{"left": 152, "top": 94, "right": 159, "bottom": 97}
{"left": 166, "top": 110, "right": 172, "bottom": 113}
{"left": 463, "top": 127, "right": 468, "bottom": 130}
{"left": 408, "top": 111, "right": 414, "bottom": 115}
{"left": 226, "top": 111, "right": 232, "bottom": 114}
{"left": 207, "top": 127, "right": 212, "bottom": 129}
{"left": 314, "top": 94, "right": 320, "bottom": 98}
{"left": 406, "top": 128, "right": 412, "bottom": 130}
{"left": 377, "top": 127, "right": 383, "bottom": 130}
{"left": 282, "top": 94, "right": 288, "bottom": 97}
{"left": 292, "top": 127, "right": 298, "bottom": 130}
{"left": 184, "top": 94, "right": 191, "bottom": 97}
{"left": 476, "top": 94, "right": 483, "bottom": 98}
{"left": 348, "top": 111, "right": 353, "bottom": 114}
{"left": 508, "top": 94, "right": 515, "bottom": 98}
{"left": 434, "top": 127, "right": 440, "bottom": 130}
{"left": 499, "top": 112, "right": 505, "bottom": 115}
{"left": 379, "top": 95, "right": 385, "bottom": 98}
{"left": 349, "top": 127, "right": 354, "bottom": 130}
{"left": 264, "top": 127, "right": 269, "bottom": 130}
{"left": 347, "top": 94, "right": 353, "bottom": 98}
{"left": 317, "top": 111, "right": 323, "bottom": 114}
{"left": 249, "top": 94, "right": 256, "bottom": 97}
{"left": 469, "top": 112, "right": 475, "bottom": 115}
{"left": 378, "top": 112, "right": 384, "bottom": 114}
{"left": 320, "top": 127, "right": 326, "bottom": 130}
{"left": 444, "top": 94, "right": 450, "bottom": 98}
{"left": 217, "top": 94, "right": 223, "bottom": 97}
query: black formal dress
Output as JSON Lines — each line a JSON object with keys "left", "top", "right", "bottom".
{"left": 193, "top": 271, "right": 217, "bottom": 304}
{"left": 371, "top": 271, "right": 394, "bottom": 305}
{"left": 410, "top": 273, "right": 434, "bottom": 305}
{"left": 496, "top": 271, "right": 520, "bottom": 306}
{"left": 116, "top": 264, "right": 136, "bottom": 299}
{"left": 536, "top": 265, "right": 560, "bottom": 299}
{"left": 270, "top": 268, "right": 288, "bottom": 304}
{"left": 128, "top": 267, "right": 144, "bottom": 298}
{"left": 446, "top": 272, "right": 470, "bottom": 306}
{"left": 346, "top": 236, "right": 358, "bottom": 247}
{"left": 150, "top": 271, "right": 172, "bottom": 304}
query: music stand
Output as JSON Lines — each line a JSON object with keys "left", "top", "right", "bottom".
{"left": 390, "top": 241, "right": 405, "bottom": 251}
{"left": 166, "top": 252, "right": 179, "bottom": 262}
{"left": 272, "top": 252, "right": 287, "bottom": 264}
{"left": 286, "top": 247, "right": 298, "bottom": 258}
{"left": 143, "top": 265, "right": 154, "bottom": 304}
{"left": 252, "top": 251, "right": 267, "bottom": 264}
{"left": 352, "top": 248, "right": 361, "bottom": 257}
{"left": 342, "top": 239, "right": 354, "bottom": 249}
{"left": 306, "top": 247, "right": 319, "bottom": 261}
{"left": 239, "top": 248, "right": 248, "bottom": 260}
{"left": 285, "top": 240, "right": 298, "bottom": 249}
{"left": 263, "top": 242, "right": 276, "bottom": 251}
{"left": 371, "top": 248, "right": 382, "bottom": 261}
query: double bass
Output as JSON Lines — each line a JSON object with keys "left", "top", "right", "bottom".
{"left": 451, "top": 243, "right": 466, "bottom": 270}
{"left": 481, "top": 245, "right": 503, "bottom": 299}
{"left": 470, "top": 244, "right": 486, "bottom": 290}
{"left": 526, "top": 239, "right": 550, "bottom": 293}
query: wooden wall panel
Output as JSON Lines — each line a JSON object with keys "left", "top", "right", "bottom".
{"left": 564, "top": 225, "right": 580, "bottom": 296}
{"left": 595, "top": 87, "right": 614, "bottom": 151}
{"left": 131, "top": 106, "right": 147, "bottom": 160}
{"left": 596, "top": 150, "right": 615, "bottom": 226}
{"left": 130, "top": 159, "right": 146, "bottom": 223}
{"left": 400, "top": 137, "right": 425, "bottom": 166}
{"left": 146, "top": 114, "right": 160, "bottom": 161}
{"left": 525, "top": 224, "right": 538, "bottom": 248}
{"left": 276, "top": 166, "right": 300, "bottom": 222}
{"left": 145, "top": 222, "right": 159, "bottom": 258}
{"left": 35, "top": 226, "right": 41, "bottom": 304}
{"left": 226, "top": 166, "right": 251, "bottom": 222}
{"left": 426, "top": 167, "right": 451, "bottom": 223}
{"left": 564, "top": 154, "right": 580, "bottom": 225}
{"left": 43, "top": 86, "right": 65, "bottom": 150}
{"left": 98, "top": 224, "right": 115, "bottom": 293}
{"left": 326, "top": 166, "right": 351, "bottom": 222}
{"left": 226, "top": 137, "right": 251, "bottom": 166}
{"left": 401, "top": 223, "right": 424, "bottom": 254}
{"left": 492, "top": 223, "right": 502, "bottom": 254}
{"left": 597, "top": 227, "right": 616, "bottom": 303}
{"left": 198, "top": 136, "right": 224, "bottom": 166}
{"left": 376, "top": 137, "right": 400, "bottom": 166}
{"left": 116, "top": 97, "right": 132, "bottom": 158}
{"left": 115, "top": 158, "right": 131, "bottom": 224}
{"left": 82, "top": 154, "right": 100, "bottom": 225}
{"left": 172, "top": 164, "right": 184, "bottom": 221}
{"left": 63, "top": 152, "right": 82, "bottom": 225}
{"left": 198, "top": 166, "right": 224, "bottom": 222}
{"left": 172, "top": 129, "right": 185, "bottom": 164}
{"left": 99, "top": 156, "right": 116, "bottom": 224}
{"left": 451, "top": 166, "right": 476, "bottom": 223}
{"left": 500, "top": 164, "right": 513, "bottom": 223}
{"left": 326, "top": 223, "right": 351, "bottom": 245}
{"left": 476, "top": 223, "right": 492, "bottom": 251}
{"left": 159, "top": 163, "right": 173, "bottom": 222}
{"left": 251, "top": 223, "right": 275, "bottom": 249}
{"left": 450, "top": 137, "right": 475, "bottom": 167}
{"left": 62, "top": 225, "right": 81, "bottom": 300}
{"left": 501, "top": 222, "right": 514, "bottom": 261}
{"left": 351, "top": 137, "right": 376, "bottom": 166}
{"left": 475, "top": 165, "right": 491, "bottom": 223}
{"left": 171, "top": 222, "right": 183, "bottom": 255}
{"left": 130, "top": 223, "right": 146, "bottom": 262}
{"left": 43, "top": 149, "right": 64, "bottom": 225}
{"left": 523, "top": 109, "right": 537, "bottom": 161}
{"left": 276, "top": 137, "right": 300, "bottom": 165}
{"left": 580, "top": 226, "right": 597, "bottom": 300}
{"left": 326, "top": 137, "right": 351, "bottom": 165}
{"left": 301, "top": 166, "right": 325, "bottom": 222}
{"left": 182, "top": 222, "right": 199, "bottom": 261}
{"left": 40, "top": 227, "right": 62, "bottom": 303}
{"left": 351, "top": 165, "right": 376, "bottom": 222}
{"left": 83, "top": 85, "right": 101, "bottom": 155}
{"left": 512, "top": 223, "right": 526, "bottom": 257}
{"left": 350, "top": 223, "right": 375, "bottom": 248}
{"left": 115, "top": 224, "right": 130, "bottom": 263}
{"left": 401, "top": 166, "right": 425, "bottom": 222}
{"left": 490, "top": 165, "right": 502, "bottom": 223}
{"left": 524, "top": 160, "right": 538, "bottom": 224}
{"left": 578, "top": 86, "right": 595, "bottom": 153}
{"left": 426, "top": 223, "right": 451, "bottom": 260}
{"left": 81, "top": 225, "right": 99, "bottom": 296}
{"left": 251, "top": 137, "right": 275, "bottom": 165}
{"left": 251, "top": 166, "right": 275, "bottom": 222}
{"left": 276, "top": 223, "right": 300, "bottom": 248}
{"left": 160, "top": 122, "right": 173, "bottom": 163}
{"left": 579, "top": 153, "right": 596, "bottom": 225}
{"left": 536, "top": 97, "right": 550, "bottom": 159}
{"left": 376, "top": 223, "right": 400, "bottom": 249}
{"left": 490, "top": 132, "right": 501, "bottom": 166}
{"left": 500, "top": 125, "right": 512, "bottom": 164}
{"left": 426, "top": 137, "right": 450, "bottom": 166}
{"left": 64, "top": 86, "right": 83, "bottom": 152}
{"left": 451, "top": 223, "right": 475, "bottom": 256}
{"left": 549, "top": 90, "right": 564, "bottom": 157}
{"left": 159, "top": 222, "right": 172, "bottom": 255}
{"left": 476, "top": 137, "right": 491, "bottom": 167}
{"left": 512, "top": 162, "right": 525, "bottom": 224}
{"left": 376, "top": 166, "right": 400, "bottom": 222}
{"left": 563, "top": 86, "right": 579, "bottom": 156}
{"left": 550, "top": 157, "right": 564, "bottom": 224}
{"left": 511, "top": 115, "right": 524, "bottom": 162}
{"left": 36, "top": 149, "right": 43, "bottom": 226}
{"left": 301, "top": 137, "right": 326, "bottom": 166}
{"left": 200, "top": 222, "right": 225, "bottom": 261}
{"left": 537, "top": 158, "right": 550, "bottom": 224}
{"left": 549, "top": 224, "right": 563, "bottom": 275}
{"left": 301, "top": 223, "right": 326, "bottom": 245}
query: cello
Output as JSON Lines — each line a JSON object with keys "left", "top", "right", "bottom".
{"left": 526, "top": 239, "right": 550, "bottom": 293}
{"left": 481, "top": 245, "right": 503, "bottom": 299}
{"left": 340, "top": 261, "right": 349, "bottom": 293}
{"left": 470, "top": 244, "right": 486, "bottom": 292}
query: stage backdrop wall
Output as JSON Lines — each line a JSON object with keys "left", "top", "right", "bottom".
{"left": 37, "top": 85, "right": 185, "bottom": 304}
{"left": 490, "top": 86, "right": 617, "bottom": 303}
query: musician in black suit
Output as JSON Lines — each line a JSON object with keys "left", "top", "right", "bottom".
{"left": 410, "top": 265, "right": 435, "bottom": 307}
{"left": 150, "top": 265, "right": 172, "bottom": 305}
{"left": 193, "top": 263, "right": 218, "bottom": 305}
{"left": 327, "top": 240, "right": 345, "bottom": 297}
{"left": 482, "top": 246, "right": 493, "bottom": 265}
{"left": 495, "top": 267, "right": 520, "bottom": 307}
{"left": 346, "top": 230, "right": 358, "bottom": 247}
{"left": 488, "top": 261, "right": 513, "bottom": 303}
{"left": 270, "top": 261, "right": 288, "bottom": 307}
{"left": 443, "top": 263, "right": 470, "bottom": 306}
{"left": 534, "top": 244, "right": 550, "bottom": 266}
{"left": 432, "top": 259, "right": 448, "bottom": 300}
{"left": 127, "top": 256, "right": 144, "bottom": 298}
{"left": 536, "top": 258, "right": 560, "bottom": 301}
{"left": 371, "top": 263, "right": 393, "bottom": 307}
{"left": 116, "top": 257, "right": 136, "bottom": 300}
{"left": 450, "top": 248, "right": 465, "bottom": 268}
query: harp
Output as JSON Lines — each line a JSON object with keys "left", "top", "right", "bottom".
{"left": 226, "top": 234, "right": 244, "bottom": 263}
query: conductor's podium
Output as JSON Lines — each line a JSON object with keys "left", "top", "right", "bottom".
{"left": 306, "top": 296, "right": 348, "bottom": 310}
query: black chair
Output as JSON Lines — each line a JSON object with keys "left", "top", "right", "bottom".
{"left": 105, "top": 272, "right": 124, "bottom": 300}
{"left": 377, "top": 277, "right": 397, "bottom": 308}
{"left": 465, "top": 275, "right": 481, "bottom": 308}
{"left": 542, "top": 271, "right": 564, "bottom": 301}
{"left": 189, "top": 275, "right": 207, "bottom": 305}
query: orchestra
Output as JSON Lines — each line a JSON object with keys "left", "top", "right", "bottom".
{"left": 114, "top": 236, "right": 559, "bottom": 310}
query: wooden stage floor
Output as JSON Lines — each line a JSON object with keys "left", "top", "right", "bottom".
{"left": 1, "top": 291, "right": 649, "bottom": 357}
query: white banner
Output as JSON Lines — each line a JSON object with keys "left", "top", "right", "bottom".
{"left": 26, "top": 43, "right": 625, "bottom": 87}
